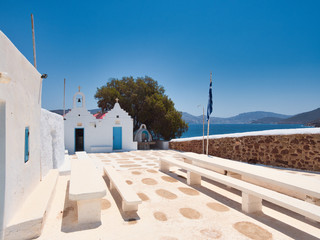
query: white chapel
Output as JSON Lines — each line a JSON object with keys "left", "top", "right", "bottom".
{"left": 64, "top": 88, "right": 137, "bottom": 154}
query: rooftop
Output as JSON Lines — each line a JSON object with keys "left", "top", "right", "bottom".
{"left": 39, "top": 150, "right": 320, "bottom": 240}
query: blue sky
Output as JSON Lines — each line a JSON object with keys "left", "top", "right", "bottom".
{"left": 1, "top": 0, "right": 320, "bottom": 117}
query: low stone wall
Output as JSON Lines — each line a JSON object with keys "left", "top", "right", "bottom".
{"left": 170, "top": 133, "right": 320, "bottom": 172}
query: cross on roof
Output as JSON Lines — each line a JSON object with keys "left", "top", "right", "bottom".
{"left": 78, "top": 86, "right": 81, "bottom": 92}
{"left": 115, "top": 98, "right": 119, "bottom": 103}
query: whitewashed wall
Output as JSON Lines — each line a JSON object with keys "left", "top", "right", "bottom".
{"left": 0, "top": 31, "right": 42, "bottom": 236}
{"left": 40, "top": 109, "right": 65, "bottom": 178}
{"left": 64, "top": 92, "right": 137, "bottom": 154}
{"left": 64, "top": 97, "right": 98, "bottom": 154}
{"left": 0, "top": 101, "right": 5, "bottom": 240}
{"left": 104, "top": 102, "right": 137, "bottom": 151}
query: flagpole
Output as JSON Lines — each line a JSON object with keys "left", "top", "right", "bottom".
{"left": 31, "top": 14, "right": 37, "bottom": 69}
{"left": 202, "top": 107, "right": 205, "bottom": 154}
{"left": 206, "top": 72, "right": 212, "bottom": 155}
{"left": 63, "top": 78, "right": 66, "bottom": 116}
{"left": 206, "top": 117, "right": 210, "bottom": 155}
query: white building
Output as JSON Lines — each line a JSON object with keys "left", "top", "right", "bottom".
{"left": 64, "top": 89, "right": 137, "bottom": 154}
{"left": 0, "top": 31, "right": 64, "bottom": 239}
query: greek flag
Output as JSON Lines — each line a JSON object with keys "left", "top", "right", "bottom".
{"left": 207, "top": 77, "right": 213, "bottom": 121}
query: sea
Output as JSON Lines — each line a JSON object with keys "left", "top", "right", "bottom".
{"left": 179, "top": 124, "right": 313, "bottom": 139}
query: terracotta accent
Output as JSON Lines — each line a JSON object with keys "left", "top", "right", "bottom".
{"left": 170, "top": 134, "right": 320, "bottom": 171}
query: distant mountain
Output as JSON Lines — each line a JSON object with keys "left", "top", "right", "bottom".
{"left": 50, "top": 108, "right": 101, "bottom": 116}
{"left": 279, "top": 108, "right": 320, "bottom": 125}
{"left": 50, "top": 109, "right": 71, "bottom": 115}
{"left": 251, "top": 117, "right": 285, "bottom": 124}
{"left": 306, "top": 119, "right": 320, "bottom": 127}
{"left": 181, "top": 112, "right": 203, "bottom": 124}
{"left": 89, "top": 108, "right": 101, "bottom": 114}
{"left": 182, "top": 111, "right": 290, "bottom": 124}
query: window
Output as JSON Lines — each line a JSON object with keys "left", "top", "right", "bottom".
{"left": 24, "top": 127, "right": 29, "bottom": 163}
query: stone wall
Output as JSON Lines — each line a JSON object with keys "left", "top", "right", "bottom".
{"left": 170, "top": 134, "right": 320, "bottom": 172}
{"left": 41, "top": 109, "right": 65, "bottom": 179}
{"left": 0, "top": 31, "right": 42, "bottom": 233}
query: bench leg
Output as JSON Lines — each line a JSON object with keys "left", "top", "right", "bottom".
{"left": 77, "top": 199, "right": 102, "bottom": 224}
{"left": 305, "top": 196, "right": 320, "bottom": 222}
{"left": 159, "top": 161, "right": 170, "bottom": 172}
{"left": 226, "top": 171, "right": 242, "bottom": 189}
{"left": 242, "top": 192, "right": 262, "bottom": 214}
{"left": 110, "top": 180, "right": 115, "bottom": 190}
{"left": 187, "top": 171, "right": 201, "bottom": 185}
{"left": 183, "top": 158, "right": 192, "bottom": 164}
{"left": 122, "top": 201, "right": 138, "bottom": 212}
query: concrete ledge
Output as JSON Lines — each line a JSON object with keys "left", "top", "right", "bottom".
{"left": 5, "top": 169, "right": 59, "bottom": 240}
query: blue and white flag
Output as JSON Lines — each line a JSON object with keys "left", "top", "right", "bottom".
{"left": 207, "top": 75, "right": 213, "bottom": 121}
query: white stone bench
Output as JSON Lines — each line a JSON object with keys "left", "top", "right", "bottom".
{"left": 103, "top": 166, "right": 142, "bottom": 212}
{"left": 5, "top": 169, "right": 59, "bottom": 240}
{"left": 159, "top": 157, "right": 320, "bottom": 222}
{"left": 69, "top": 159, "right": 106, "bottom": 224}
{"left": 75, "top": 151, "right": 89, "bottom": 160}
{"left": 90, "top": 145, "right": 112, "bottom": 153}
{"left": 179, "top": 152, "right": 320, "bottom": 202}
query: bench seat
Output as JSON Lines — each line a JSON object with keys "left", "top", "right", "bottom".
{"left": 160, "top": 157, "right": 320, "bottom": 222}
{"left": 75, "top": 151, "right": 89, "bottom": 160}
{"left": 5, "top": 169, "right": 59, "bottom": 240}
{"left": 103, "top": 166, "right": 142, "bottom": 212}
{"left": 179, "top": 152, "right": 320, "bottom": 201}
{"left": 69, "top": 159, "right": 106, "bottom": 224}
{"left": 90, "top": 145, "right": 112, "bottom": 153}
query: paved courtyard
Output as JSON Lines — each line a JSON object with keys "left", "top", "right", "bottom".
{"left": 39, "top": 150, "right": 320, "bottom": 240}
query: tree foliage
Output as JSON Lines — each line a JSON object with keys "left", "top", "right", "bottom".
{"left": 95, "top": 76, "right": 188, "bottom": 140}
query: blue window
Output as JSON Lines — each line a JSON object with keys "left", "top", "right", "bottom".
{"left": 24, "top": 127, "right": 29, "bottom": 163}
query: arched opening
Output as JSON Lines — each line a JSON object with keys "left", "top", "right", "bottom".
{"left": 72, "top": 91, "right": 86, "bottom": 109}
{"left": 142, "top": 130, "right": 149, "bottom": 142}
{"left": 0, "top": 100, "right": 6, "bottom": 238}
{"left": 75, "top": 94, "right": 83, "bottom": 108}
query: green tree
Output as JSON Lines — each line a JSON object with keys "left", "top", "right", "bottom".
{"left": 95, "top": 76, "right": 188, "bottom": 140}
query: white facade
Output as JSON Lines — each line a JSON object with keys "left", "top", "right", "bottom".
{"left": 0, "top": 31, "right": 42, "bottom": 238}
{"left": 40, "top": 109, "right": 65, "bottom": 179}
{"left": 0, "top": 31, "right": 65, "bottom": 239}
{"left": 64, "top": 91, "right": 137, "bottom": 154}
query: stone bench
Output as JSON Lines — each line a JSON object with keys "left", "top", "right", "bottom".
{"left": 179, "top": 152, "right": 320, "bottom": 203}
{"left": 90, "top": 145, "right": 112, "bottom": 153}
{"left": 103, "top": 166, "right": 142, "bottom": 212}
{"left": 75, "top": 151, "right": 89, "bottom": 160}
{"left": 159, "top": 157, "right": 320, "bottom": 222}
{"left": 5, "top": 169, "right": 59, "bottom": 240}
{"left": 69, "top": 159, "right": 106, "bottom": 224}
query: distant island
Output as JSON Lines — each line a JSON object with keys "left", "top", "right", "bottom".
{"left": 181, "top": 108, "right": 320, "bottom": 127}
{"left": 50, "top": 107, "right": 320, "bottom": 127}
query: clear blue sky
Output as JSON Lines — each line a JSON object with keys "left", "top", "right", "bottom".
{"left": 1, "top": 0, "right": 320, "bottom": 117}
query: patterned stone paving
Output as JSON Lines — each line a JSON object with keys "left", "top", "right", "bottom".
{"left": 39, "top": 150, "right": 320, "bottom": 240}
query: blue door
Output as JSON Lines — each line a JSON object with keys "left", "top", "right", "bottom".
{"left": 113, "top": 127, "right": 122, "bottom": 150}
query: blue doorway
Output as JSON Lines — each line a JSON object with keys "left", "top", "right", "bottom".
{"left": 113, "top": 127, "right": 122, "bottom": 150}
